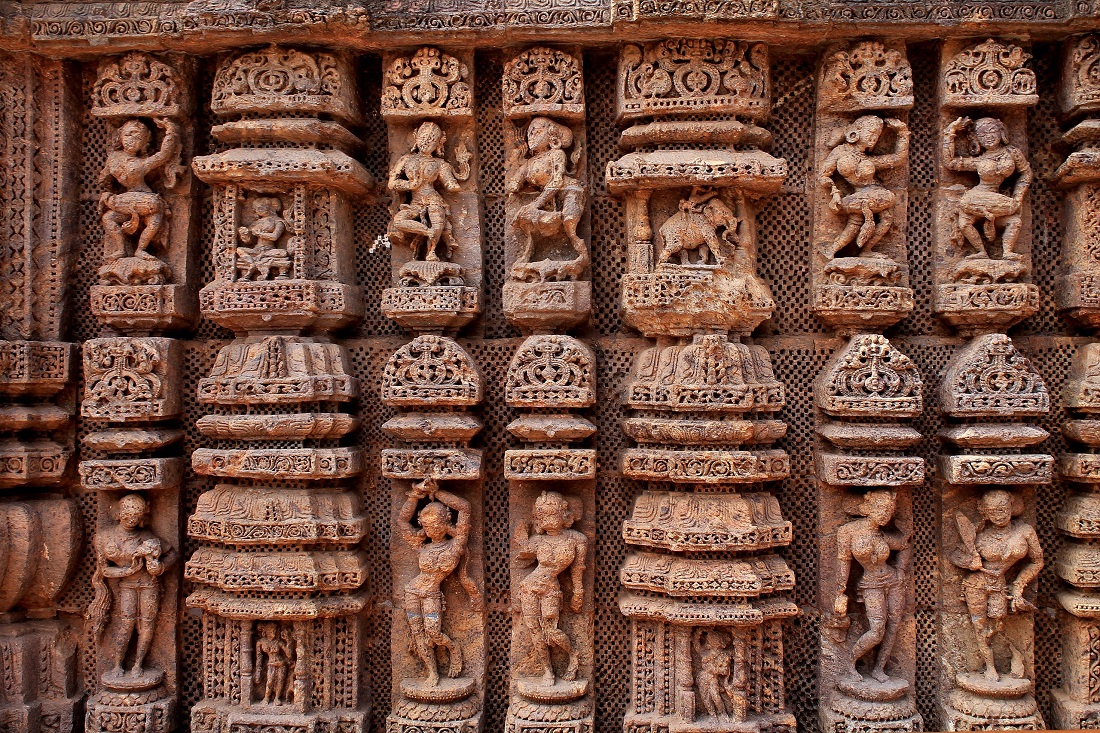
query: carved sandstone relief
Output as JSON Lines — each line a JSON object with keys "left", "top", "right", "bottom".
{"left": 89, "top": 52, "right": 198, "bottom": 333}
{"left": 935, "top": 333, "right": 1051, "bottom": 730}
{"left": 187, "top": 46, "right": 373, "bottom": 733}
{"left": 933, "top": 38, "right": 1039, "bottom": 333}
{"left": 0, "top": 53, "right": 82, "bottom": 733}
{"left": 380, "top": 46, "right": 482, "bottom": 333}
{"left": 381, "top": 334, "right": 486, "bottom": 733}
{"left": 813, "top": 41, "right": 914, "bottom": 332}
{"left": 1055, "top": 34, "right": 1100, "bottom": 330}
{"left": 380, "top": 45, "right": 487, "bottom": 733}
{"left": 501, "top": 48, "right": 597, "bottom": 733}
{"left": 610, "top": 38, "right": 797, "bottom": 733}
{"left": 503, "top": 46, "right": 589, "bottom": 332}
{"left": 1052, "top": 343, "right": 1100, "bottom": 727}
{"left": 814, "top": 334, "right": 924, "bottom": 733}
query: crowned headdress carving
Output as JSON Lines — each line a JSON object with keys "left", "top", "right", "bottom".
{"left": 382, "top": 47, "right": 473, "bottom": 119}
{"left": 211, "top": 45, "right": 359, "bottom": 123}
{"left": 938, "top": 333, "right": 1049, "bottom": 417}
{"left": 820, "top": 40, "right": 914, "bottom": 112}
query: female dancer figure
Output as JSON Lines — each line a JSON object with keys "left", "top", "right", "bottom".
{"left": 399, "top": 478, "right": 479, "bottom": 687}
{"left": 819, "top": 115, "right": 909, "bottom": 258}
{"left": 951, "top": 489, "right": 1043, "bottom": 683}
{"left": 943, "top": 116, "right": 1032, "bottom": 260}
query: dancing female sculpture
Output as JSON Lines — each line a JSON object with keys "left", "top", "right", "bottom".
{"left": 950, "top": 489, "right": 1043, "bottom": 685}
{"left": 819, "top": 115, "right": 910, "bottom": 258}
{"left": 98, "top": 117, "right": 183, "bottom": 284}
{"left": 398, "top": 478, "right": 479, "bottom": 688}
{"left": 832, "top": 490, "right": 910, "bottom": 693}
{"left": 514, "top": 491, "right": 587, "bottom": 687}
{"left": 88, "top": 493, "right": 177, "bottom": 685}
{"left": 943, "top": 116, "right": 1033, "bottom": 261}
{"left": 505, "top": 117, "right": 588, "bottom": 283}
{"left": 387, "top": 121, "right": 471, "bottom": 266}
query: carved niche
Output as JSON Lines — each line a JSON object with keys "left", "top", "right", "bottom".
{"left": 1054, "top": 34, "right": 1100, "bottom": 328}
{"left": 814, "top": 41, "right": 914, "bottom": 332}
{"left": 187, "top": 46, "right": 371, "bottom": 733}
{"left": 814, "top": 334, "right": 924, "bottom": 733}
{"left": 1053, "top": 343, "right": 1100, "bottom": 727}
{"left": 380, "top": 47, "right": 483, "bottom": 332}
{"left": 90, "top": 52, "right": 198, "bottom": 332}
{"left": 934, "top": 39, "right": 1039, "bottom": 332}
{"left": 610, "top": 38, "right": 798, "bottom": 733}
{"left": 0, "top": 55, "right": 82, "bottom": 733}
{"left": 935, "top": 333, "right": 1051, "bottom": 730}
{"left": 503, "top": 47, "right": 590, "bottom": 331}
{"left": 381, "top": 334, "right": 487, "bottom": 733}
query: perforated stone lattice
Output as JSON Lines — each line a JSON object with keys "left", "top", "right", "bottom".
{"left": 59, "top": 43, "right": 1083, "bottom": 733}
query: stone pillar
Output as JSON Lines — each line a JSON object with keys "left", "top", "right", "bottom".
{"left": 815, "top": 338, "right": 924, "bottom": 733}
{"left": 1051, "top": 33, "right": 1100, "bottom": 728}
{"left": 379, "top": 46, "right": 487, "bottom": 733}
{"left": 930, "top": 37, "right": 1047, "bottom": 730}
{"left": 80, "top": 57, "right": 195, "bottom": 730}
{"left": 187, "top": 46, "right": 373, "bottom": 733}
{"left": 500, "top": 46, "right": 596, "bottom": 733}
{"left": 609, "top": 38, "right": 798, "bottom": 733}
{"left": 810, "top": 40, "right": 924, "bottom": 733}
{"left": 812, "top": 40, "right": 915, "bottom": 333}
{"left": 0, "top": 53, "right": 82, "bottom": 733}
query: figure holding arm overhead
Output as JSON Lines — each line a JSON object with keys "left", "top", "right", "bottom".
{"left": 943, "top": 116, "right": 1032, "bottom": 261}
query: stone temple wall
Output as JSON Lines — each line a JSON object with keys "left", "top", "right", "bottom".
{"left": 4, "top": 6, "right": 1100, "bottom": 733}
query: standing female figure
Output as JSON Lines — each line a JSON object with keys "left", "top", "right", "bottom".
{"left": 833, "top": 490, "right": 910, "bottom": 687}
{"left": 951, "top": 489, "right": 1043, "bottom": 683}
{"left": 819, "top": 115, "right": 910, "bottom": 258}
{"left": 514, "top": 491, "right": 587, "bottom": 686}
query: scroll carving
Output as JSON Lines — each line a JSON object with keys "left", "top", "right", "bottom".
{"left": 611, "top": 38, "right": 797, "bottom": 733}
{"left": 187, "top": 46, "right": 371, "bottom": 733}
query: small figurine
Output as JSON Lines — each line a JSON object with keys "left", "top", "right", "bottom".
{"left": 236, "top": 196, "right": 294, "bottom": 281}
{"left": 657, "top": 187, "right": 743, "bottom": 268}
{"left": 693, "top": 628, "right": 748, "bottom": 721}
{"left": 943, "top": 116, "right": 1033, "bottom": 261}
{"left": 387, "top": 121, "right": 470, "bottom": 264}
{"left": 98, "top": 117, "right": 182, "bottom": 285}
{"left": 832, "top": 490, "right": 910, "bottom": 689}
{"left": 88, "top": 493, "right": 177, "bottom": 683}
{"left": 819, "top": 115, "right": 910, "bottom": 258}
{"left": 255, "top": 622, "right": 294, "bottom": 705}
{"left": 514, "top": 491, "right": 587, "bottom": 686}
